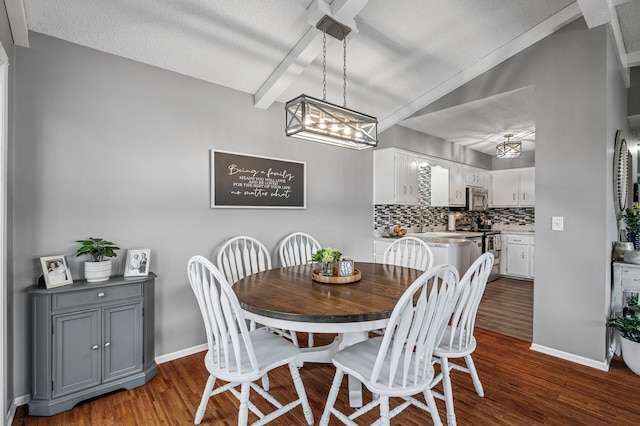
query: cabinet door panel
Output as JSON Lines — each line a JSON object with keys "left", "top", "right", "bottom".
{"left": 53, "top": 310, "right": 101, "bottom": 397}
{"left": 519, "top": 169, "right": 535, "bottom": 206}
{"left": 506, "top": 245, "right": 530, "bottom": 277}
{"left": 491, "top": 172, "right": 519, "bottom": 206}
{"left": 103, "top": 303, "right": 143, "bottom": 382}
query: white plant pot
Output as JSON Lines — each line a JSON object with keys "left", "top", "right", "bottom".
{"left": 84, "top": 260, "right": 112, "bottom": 283}
{"left": 620, "top": 336, "right": 640, "bottom": 375}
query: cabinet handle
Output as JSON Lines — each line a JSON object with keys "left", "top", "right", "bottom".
{"left": 404, "top": 185, "right": 407, "bottom": 195}
{"left": 521, "top": 252, "right": 525, "bottom": 259}
{"left": 91, "top": 345, "right": 99, "bottom": 350}
{"left": 523, "top": 193, "right": 526, "bottom": 200}
{"left": 97, "top": 292, "right": 105, "bottom": 298}
{"left": 513, "top": 193, "right": 516, "bottom": 200}
{"left": 104, "top": 342, "right": 111, "bottom": 348}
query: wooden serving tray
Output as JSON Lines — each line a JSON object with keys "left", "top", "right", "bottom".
{"left": 312, "top": 269, "right": 362, "bottom": 284}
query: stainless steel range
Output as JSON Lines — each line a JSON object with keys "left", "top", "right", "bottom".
{"left": 482, "top": 231, "right": 502, "bottom": 281}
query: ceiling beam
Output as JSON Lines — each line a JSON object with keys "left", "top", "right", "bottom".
{"left": 378, "top": 2, "right": 582, "bottom": 132}
{"left": 577, "top": 0, "right": 612, "bottom": 28}
{"left": 253, "top": 0, "right": 367, "bottom": 109}
{"left": 4, "top": 0, "right": 29, "bottom": 47}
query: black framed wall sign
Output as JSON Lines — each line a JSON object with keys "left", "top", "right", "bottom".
{"left": 210, "top": 150, "right": 306, "bottom": 209}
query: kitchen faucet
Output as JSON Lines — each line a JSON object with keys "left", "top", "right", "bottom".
{"left": 421, "top": 209, "right": 436, "bottom": 232}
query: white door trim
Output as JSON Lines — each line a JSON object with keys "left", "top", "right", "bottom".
{"left": 0, "top": 39, "right": 9, "bottom": 425}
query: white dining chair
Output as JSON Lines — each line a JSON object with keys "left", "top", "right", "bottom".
{"left": 278, "top": 232, "right": 322, "bottom": 347}
{"left": 278, "top": 232, "right": 321, "bottom": 268}
{"left": 187, "top": 255, "right": 314, "bottom": 426}
{"left": 320, "top": 264, "right": 459, "bottom": 426}
{"left": 431, "top": 252, "right": 494, "bottom": 426}
{"left": 216, "top": 236, "right": 272, "bottom": 285}
{"left": 383, "top": 236, "right": 434, "bottom": 271}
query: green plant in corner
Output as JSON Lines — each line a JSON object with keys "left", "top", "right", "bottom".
{"left": 623, "top": 206, "right": 640, "bottom": 235}
{"left": 76, "top": 237, "right": 120, "bottom": 262}
{"left": 608, "top": 311, "right": 640, "bottom": 343}
{"left": 311, "top": 247, "right": 342, "bottom": 264}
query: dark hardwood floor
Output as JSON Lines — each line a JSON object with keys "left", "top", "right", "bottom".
{"left": 476, "top": 277, "right": 533, "bottom": 341}
{"left": 15, "top": 277, "right": 640, "bottom": 425}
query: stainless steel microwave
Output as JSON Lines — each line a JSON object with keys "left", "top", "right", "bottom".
{"left": 467, "top": 187, "right": 489, "bottom": 211}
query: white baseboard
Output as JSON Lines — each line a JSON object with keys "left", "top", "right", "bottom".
{"left": 155, "top": 343, "right": 207, "bottom": 364}
{"left": 530, "top": 343, "right": 610, "bottom": 371}
{"left": 6, "top": 400, "right": 16, "bottom": 425}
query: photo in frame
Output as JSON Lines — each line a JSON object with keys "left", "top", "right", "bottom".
{"left": 40, "top": 255, "right": 73, "bottom": 289}
{"left": 124, "top": 249, "right": 151, "bottom": 277}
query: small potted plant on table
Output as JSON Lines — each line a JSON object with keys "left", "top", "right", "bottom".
{"left": 311, "top": 248, "right": 342, "bottom": 276}
{"left": 608, "top": 308, "right": 640, "bottom": 375}
{"left": 76, "top": 237, "right": 120, "bottom": 282}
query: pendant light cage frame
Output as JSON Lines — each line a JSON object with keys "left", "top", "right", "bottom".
{"left": 285, "top": 94, "right": 377, "bottom": 150}
{"left": 496, "top": 134, "right": 522, "bottom": 158}
{"left": 285, "top": 15, "right": 378, "bottom": 150}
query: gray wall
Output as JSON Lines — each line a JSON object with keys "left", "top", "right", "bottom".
{"left": 10, "top": 33, "right": 374, "bottom": 397}
{"left": 0, "top": 2, "right": 15, "bottom": 413}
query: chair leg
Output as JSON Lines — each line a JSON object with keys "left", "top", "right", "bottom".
{"left": 288, "top": 362, "right": 314, "bottom": 425}
{"left": 380, "top": 395, "right": 391, "bottom": 426}
{"left": 238, "top": 382, "right": 251, "bottom": 426}
{"left": 320, "top": 368, "right": 345, "bottom": 426}
{"left": 195, "top": 375, "right": 215, "bottom": 425}
{"left": 290, "top": 330, "right": 299, "bottom": 346}
{"left": 439, "top": 357, "right": 456, "bottom": 426}
{"left": 424, "top": 389, "right": 443, "bottom": 426}
{"left": 464, "top": 354, "right": 484, "bottom": 397}
{"left": 261, "top": 373, "right": 270, "bottom": 391}
{"left": 308, "top": 332, "right": 314, "bottom": 348}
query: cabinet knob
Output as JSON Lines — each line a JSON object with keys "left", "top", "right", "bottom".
{"left": 91, "top": 345, "right": 99, "bottom": 350}
{"left": 104, "top": 342, "right": 111, "bottom": 348}
{"left": 97, "top": 292, "right": 105, "bottom": 298}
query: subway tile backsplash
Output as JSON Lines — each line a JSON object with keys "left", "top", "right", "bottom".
{"left": 374, "top": 205, "right": 534, "bottom": 230}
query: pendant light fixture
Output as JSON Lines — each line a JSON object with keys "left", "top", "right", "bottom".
{"left": 285, "top": 15, "right": 377, "bottom": 150}
{"left": 496, "top": 133, "right": 522, "bottom": 158}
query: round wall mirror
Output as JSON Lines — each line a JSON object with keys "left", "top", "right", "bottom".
{"left": 614, "top": 129, "right": 628, "bottom": 220}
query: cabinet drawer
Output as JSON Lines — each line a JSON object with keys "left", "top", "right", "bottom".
{"left": 621, "top": 268, "right": 640, "bottom": 290}
{"left": 507, "top": 235, "right": 531, "bottom": 245}
{"left": 53, "top": 284, "right": 142, "bottom": 310}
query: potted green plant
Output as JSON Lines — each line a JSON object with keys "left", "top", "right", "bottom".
{"left": 311, "top": 247, "right": 342, "bottom": 276}
{"left": 608, "top": 310, "right": 640, "bottom": 375}
{"left": 76, "top": 237, "right": 120, "bottom": 282}
{"left": 623, "top": 206, "right": 640, "bottom": 249}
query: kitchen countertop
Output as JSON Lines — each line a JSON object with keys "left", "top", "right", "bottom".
{"left": 374, "top": 233, "right": 476, "bottom": 246}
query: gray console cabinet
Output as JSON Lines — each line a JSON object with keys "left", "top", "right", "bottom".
{"left": 29, "top": 274, "right": 156, "bottom": 416}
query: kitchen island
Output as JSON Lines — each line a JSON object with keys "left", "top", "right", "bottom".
{"left": 373, "top": 232, "right": 476, "bottom": 274}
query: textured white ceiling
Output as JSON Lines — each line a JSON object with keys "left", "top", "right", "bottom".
{"left": 17, "top": 0, "right": 639, "bottom": 154}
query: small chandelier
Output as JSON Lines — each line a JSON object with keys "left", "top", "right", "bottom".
{"left": 496, "top": 134, "right": 522, "bottom": 158}
{"left": 285, "top": 15, "right": 377, "bottom": 150}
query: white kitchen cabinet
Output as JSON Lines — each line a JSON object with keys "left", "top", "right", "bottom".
{"left": 374, "top": 148, "right": 421, "bottom": 205}
{"left": 491, "top": 168, "right": 535, "bottom": 207}
{"left": 449, "top": 162, "right": 466, "bottom": 207}
{"left": 491, "top": 171, "right": 519, "bottom": 206}
{"left": 504, "top": 234, "right": 534, "bottom": 279}
{"left": 519, "top": 169, "right": 535, "bottom": 206}
{"left": 430, "top": 162, "right": 449, "bottom": 207}
{"left": 465, "top": 166, "right": 487, "bottom": 188}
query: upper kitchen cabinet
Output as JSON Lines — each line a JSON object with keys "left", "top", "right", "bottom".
{"left": 465, "top": 166, "right": 487, "bottom": 188}
{"left": 430, "top": 161, "right": 449, "bottom": 207}
{"left": 374, "top": 148, "right": 421, "bottom": 205}
{"left": 449, "top": 162, "right": 466, "bottom": 207}
{"left": 491, "top": 167, "right": 535, "bottom": 207}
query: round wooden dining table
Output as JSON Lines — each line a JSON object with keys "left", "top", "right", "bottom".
{"left": 233, "top": 262, "right": 424, "bottom": 407}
